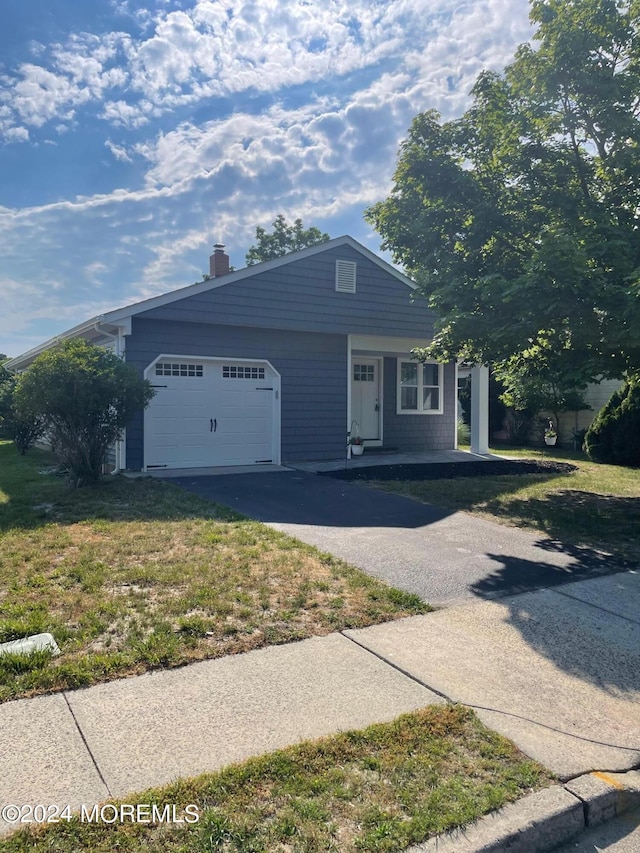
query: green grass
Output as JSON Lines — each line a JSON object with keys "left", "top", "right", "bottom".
{"left": 0, "top": 442, "right": 428, "bottom": 702}
{"left": 0, "top": 705, "right": 552, "bottom": 853}
{"left": 373, "top": 447, "right": 640, "bottom": 564}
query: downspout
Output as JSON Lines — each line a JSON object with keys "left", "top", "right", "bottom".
{"left": 346, "top": 335, "right": 352, "bottom": 459}
{"left": 95, "top": 323, "right": 124, "bottom": 474}
{"left": 454, "top": 361, "right": 459, "bottom": 450}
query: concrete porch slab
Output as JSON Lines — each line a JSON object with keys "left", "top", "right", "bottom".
{"left": 291, "top": 449, "right": 502, "bottom": 473}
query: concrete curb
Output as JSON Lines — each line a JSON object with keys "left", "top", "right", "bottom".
{"left": 406, "top": 770, "right": 640, "bottom": 853}
{"left": 565, "top": 769, "right": 640, "bottom": 828}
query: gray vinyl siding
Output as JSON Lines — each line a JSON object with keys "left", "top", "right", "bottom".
{"left": 137, "top": 245, "right": 435, "bottom": 339}
{"left": 124, "top": 318, "right": 347, "bottom": 468}
{"left": 382, "top": 359, "right": 456, "bottom": 451}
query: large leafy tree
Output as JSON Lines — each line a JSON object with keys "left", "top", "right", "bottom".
{"left": 245, "top": 215, "right": 330, "bottom": 265}
{"left": 366, "top": 0, "right": 640, "bottom": 384}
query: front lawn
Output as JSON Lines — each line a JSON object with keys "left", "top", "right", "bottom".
{"left": 372, "top": 448, "right": 640, "bottom": 565}
{"left": 0, "top": 705, "right": 552, "bottom": 853}
{"left": 0, "top": 442, "right": 427, "bottom": 702}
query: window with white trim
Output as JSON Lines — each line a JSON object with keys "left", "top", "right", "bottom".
{"left": 397, "top": 360, "right": 442, "bottom": 414}
{"left": 222, "top": 365, "right": 265, "bottom": 379}
{"left": 155, "top": 362, "right": 203, "bottom": 377}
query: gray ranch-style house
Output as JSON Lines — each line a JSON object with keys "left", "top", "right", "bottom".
{"left": 7, "top": 236, "right": 471, "bottom": 473}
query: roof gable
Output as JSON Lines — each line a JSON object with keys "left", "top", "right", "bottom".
{"left": 104, "top": 236, "right": 415, "bottom": 325}
{"left": 5, "top": 237, "right": 420, "bottom": 371}
{"left": 136, "top": 240, "right": 433, "bottom": 340}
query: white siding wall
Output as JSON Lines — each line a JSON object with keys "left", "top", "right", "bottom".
{"left": 552, "top": 379, "right": 623, "bottom": 444}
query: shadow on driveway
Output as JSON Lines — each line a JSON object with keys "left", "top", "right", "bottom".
{"left": 470, "top": 540, "right": 633, "bottom": 600}
{"left": 174, "top": 471, "right": 629, "bottom": 605}
{"left": 173, "top": 470, "right": 451, "bottom": 528}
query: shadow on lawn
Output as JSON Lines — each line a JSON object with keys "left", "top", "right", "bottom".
{"left": 0, "top": 442, "right": 245, "bottom": 534}
{"left": 481, "top": 490, "right": 640, "bottom": 565}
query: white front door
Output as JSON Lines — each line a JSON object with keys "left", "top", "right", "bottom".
{"left": 351, "top": 358, "right": 381, "bottom": 443}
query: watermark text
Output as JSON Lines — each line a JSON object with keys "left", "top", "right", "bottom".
{"left": 1, "top": 803, "right": 199, "bottom": 825}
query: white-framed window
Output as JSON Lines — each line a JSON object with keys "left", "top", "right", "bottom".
{"left": 397, "top": 360, "right": 443, "bottom": 414}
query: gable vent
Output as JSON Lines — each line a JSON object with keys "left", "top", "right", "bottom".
{"left": 335, "top": 260, "right": 357, "bottom": 293}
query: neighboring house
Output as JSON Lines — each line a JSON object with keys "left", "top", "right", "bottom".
{"left": 457, "top": 366, "right": 622, "bottom": 447}
{"left": 556, "top": 378, "right": 622, "bottom": 442}
{"left": 6, "top": 237, "right": 457, "bottom": 472}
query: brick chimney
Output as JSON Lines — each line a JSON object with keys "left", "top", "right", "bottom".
{"left": 209, "top": 243, "right": 230, "bottom": 278}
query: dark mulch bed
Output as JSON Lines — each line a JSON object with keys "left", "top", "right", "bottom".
{"left": 319, "top": 459, "right": 577, "bottom": 482}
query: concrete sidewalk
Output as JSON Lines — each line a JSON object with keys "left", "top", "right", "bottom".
{"left": 346, "top": 570, "right": 640, "bottom": 779}
{"left": 0, "top": 634, "right": 440, "bottom": 836}
{"left": 2, "top": 571, "right": 639, "bottom": 847}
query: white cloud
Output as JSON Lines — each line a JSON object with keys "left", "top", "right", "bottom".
{"left": 100, "top": 99, "right": 152, "bottom": 128}
{"left": 84, "top": 261, "right": 109, "bottom": 285}
{"left": 3, "top": 126, "right": 30, "bottom": 143}
{"left": 1, "top": 0, "right": 536, "bottom": 357}
{"left": 105, "top": 138, "right": 133, "bottom": 162}
{"left": 0, "top": 0, "right": 534, "bottom": 138}
{"left": 0, "top": 276, "right": 113, "bottom": 341}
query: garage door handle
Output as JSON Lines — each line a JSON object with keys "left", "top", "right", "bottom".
{"left": 210, "top": 418, "right": 217, "bottom": 432}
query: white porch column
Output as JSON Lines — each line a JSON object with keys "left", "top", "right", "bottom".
{"left": 470, "top": 364, "right": 490, "bottom": 455}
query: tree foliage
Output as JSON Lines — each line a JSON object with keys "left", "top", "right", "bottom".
{"left": 495, "top": 355, "right": 591, "bottom": 427}
{"left": 245, "top": 215, "right": 330, "bottom": 265}
{"left": 366, "top": 0, "right": 640, "bottom": 384}
{"left": 0, "top": 374, "right": 16, "bottom": 440}
{"left": 14, "top": 339, "right": 154, "bottom": 486}
{"left": 0, "top": 359, "right": 13, "bottom": 440}
{"left": 0, "top": 358, "right": 45, "bottom": 452}
{"left": 585, "top": 378, "right": 640, "bottom": 466}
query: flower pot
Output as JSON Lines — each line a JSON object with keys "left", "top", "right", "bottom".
{"left": 351, "top": 444, "right": 365, "bottom": 456}
{"left": 544, "top": 436, "right": 557, "bottom": 446}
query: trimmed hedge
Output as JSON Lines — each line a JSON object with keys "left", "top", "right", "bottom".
{"left": 585, "top": 379, "right": 640, "bottom": 467}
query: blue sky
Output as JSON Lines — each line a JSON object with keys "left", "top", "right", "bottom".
{"left": 1, "top": 0, "right": 533, "bottom": 358}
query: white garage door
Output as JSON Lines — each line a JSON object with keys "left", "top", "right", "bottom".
{"left": 144, "top": 358, "right": 279, "bottom": 470}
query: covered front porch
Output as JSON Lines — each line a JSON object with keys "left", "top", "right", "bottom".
{"left": 347, "top": 341, "right": 490, "bottom": 458}
{"left": 348, "top": 335, "right": 464, "bottom": 456}
{"left": 292, "top": 446, "right": 499, "bottom": 474}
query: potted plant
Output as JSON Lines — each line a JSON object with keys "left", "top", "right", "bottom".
{"left": 544, "top": 420, "right": 557, "bottom": 446}
{"left": 349, "top": 435, "right": 365, "bottom": 455}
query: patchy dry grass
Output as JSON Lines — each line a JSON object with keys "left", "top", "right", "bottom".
{"left": 0, "top": 705, "right": 552, "bottom": 853}
{"left": 372, "top": 448, "right": 640, "bottom": 565}
{"left": 0, "top": 442, "right": 427, "bottom": 702}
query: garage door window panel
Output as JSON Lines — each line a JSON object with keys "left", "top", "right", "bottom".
{"left": 155, "top": 363, "right": 204, "bottom": 377}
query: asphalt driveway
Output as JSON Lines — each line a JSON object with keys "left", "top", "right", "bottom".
{"left": 173, "top": 470, "right": 625, "bottom": 605}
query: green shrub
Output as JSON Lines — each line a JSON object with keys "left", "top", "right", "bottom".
{"left": 0, "top": 375, "right": 45, "bottom": 453}
{"left": 457, "top": 417, "right": 470, "bottom": 446}
{"left": 585, "top": 379, "right": 640, "bottom": 467}
{"left": 13, "top": 339, "right": 154, "bottom": 486}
